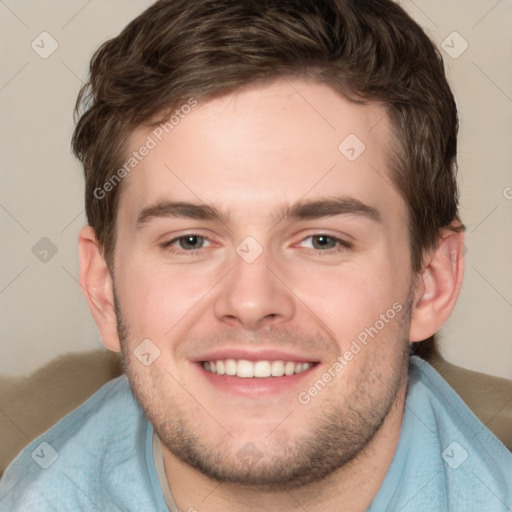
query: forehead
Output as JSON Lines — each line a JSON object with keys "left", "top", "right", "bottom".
{"left": 117, "top": 79, "right": 404, "bottom": 227}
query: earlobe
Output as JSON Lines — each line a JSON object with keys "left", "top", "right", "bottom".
{"left": 78, "top": 226, "right": 121, "bottom": 352}
{"left": 409, "top": 228, "right": 465, "bottom": 342}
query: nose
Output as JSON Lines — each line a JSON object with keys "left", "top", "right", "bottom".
{"left": 213, "top": 245, "right": 296, "bottom": 330}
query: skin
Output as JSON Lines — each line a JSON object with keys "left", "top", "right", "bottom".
{"left": 79, "top": 79, "right": 464, "bottom": 512}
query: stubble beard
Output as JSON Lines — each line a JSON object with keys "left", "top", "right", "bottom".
{"left": 114, "top": 289, "right": 412, "bottom": 491}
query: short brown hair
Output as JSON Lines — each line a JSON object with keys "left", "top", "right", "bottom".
{"left": 72, "top": 0, "right": 464, "bottom": 274}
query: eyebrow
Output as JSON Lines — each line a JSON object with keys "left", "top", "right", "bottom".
{"left": 135, "top": 196, "right": 382, "bottom": 229}
{"left": 283, "top": 197, "right": 381, "bottom": 223}
{"left": 136, "top": 202, "right": 227, "bottom": 228}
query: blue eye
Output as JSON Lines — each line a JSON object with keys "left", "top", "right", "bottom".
{"left": 311, "top": 235, "right": 337, "bottom": 249}
{"left": 160, "top": 234, "right": 211, "bottom": 252}
{"left": 177, "top": 235, "right": 205, "bottom": 250}
{"left": 300, "top": 235, "right": 351, "bottom": 251}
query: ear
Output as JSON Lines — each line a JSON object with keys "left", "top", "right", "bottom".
{"left": 409, "top": 228, "right": 465, "bottom": 342}
{"left": 78, "top": 226, "right": 121, "bottom": 352}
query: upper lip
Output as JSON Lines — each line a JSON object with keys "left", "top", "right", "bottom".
{"left": 192, "top": 347, "right": 321, "bottom": 364}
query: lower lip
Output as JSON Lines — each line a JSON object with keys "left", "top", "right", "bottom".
{"left": 194, "top": 363, "right": 319, "bottom": 396}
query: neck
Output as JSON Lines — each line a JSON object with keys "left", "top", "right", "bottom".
{"left": 158, "top": 381, "right": 407, "bottom": 512}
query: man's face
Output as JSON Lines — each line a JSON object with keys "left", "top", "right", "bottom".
{"left": 112, "top": 79, "right": 415, "bottom": 488}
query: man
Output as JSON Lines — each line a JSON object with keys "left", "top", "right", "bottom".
{"left": 1, "top": 0, "right": 511, "bottom": 510}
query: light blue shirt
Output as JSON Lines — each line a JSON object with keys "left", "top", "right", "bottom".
{"left": 1, "top": 356, "right": 511, "bottom": 511}
{"left": 368, "top": 358, "right": 512, "bottom": 511}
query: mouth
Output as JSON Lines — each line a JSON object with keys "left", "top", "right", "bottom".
{"left": 194, "top": 354, "right": 320, "bottom": 397}
{"left": 191, "top": 347, "right": 321, "bottom": 396}
{"left": 201, "top": 359, "right": 315, "bottom": 378}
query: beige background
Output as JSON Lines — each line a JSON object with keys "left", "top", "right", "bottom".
{"left": 0, "top": 0, "right": 511, "bottom": 379}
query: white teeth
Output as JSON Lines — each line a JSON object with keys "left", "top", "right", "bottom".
{"left": 202, "top": 359, "right": 313, "bottom": 378}
{"left": 295, "top": 363, "right": 310, "bottom": 374}
{"left": 254, "top": 361, "right": 271, "bottom": 378}
{"left": 284, "top": 361, "right": 295, "bottom": 376}
{"left": 237, "top": 360, "right": 254, "bottom": 378}
{"left": 271, "top": 360, "right": 285, "bottom": 377}
{"left": 225, "top": 359, "right": 237, "bottom": 376}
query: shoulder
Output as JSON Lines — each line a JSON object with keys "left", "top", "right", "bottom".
{"left": 407, "top": 356, "right": 512, "bottom": 510}
{"left": 409, "top": 356, "right": 511, "bottom": 456}
{"left": 0, "top": 376, "right": 152, "bottom": 511}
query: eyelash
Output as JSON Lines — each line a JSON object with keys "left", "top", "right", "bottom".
{"left": 159, "top": 233, "right": 352, "bottom": 254}
{"left": 297, "top": 234, "right": 353, "bottom": 252}
{"left": 159, "top": 234, "right": 213, "bottom": 253}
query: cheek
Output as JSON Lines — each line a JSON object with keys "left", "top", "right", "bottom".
{"left": 114, "top": 256, "right": 219, "bottom": 338}
{"left": 284, "top": 255, "right": 407, "bottom": 346}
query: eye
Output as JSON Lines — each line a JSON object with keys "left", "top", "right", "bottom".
{"left": 299, "top": 234, "right": 351, "bottom": 251}
{"left": 160, "top": 234, "right": 211, "bottom": 252}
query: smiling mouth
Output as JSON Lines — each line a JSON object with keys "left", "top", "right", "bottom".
{"left": 201, "top": 359, "right": 317, "bottom": 379}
